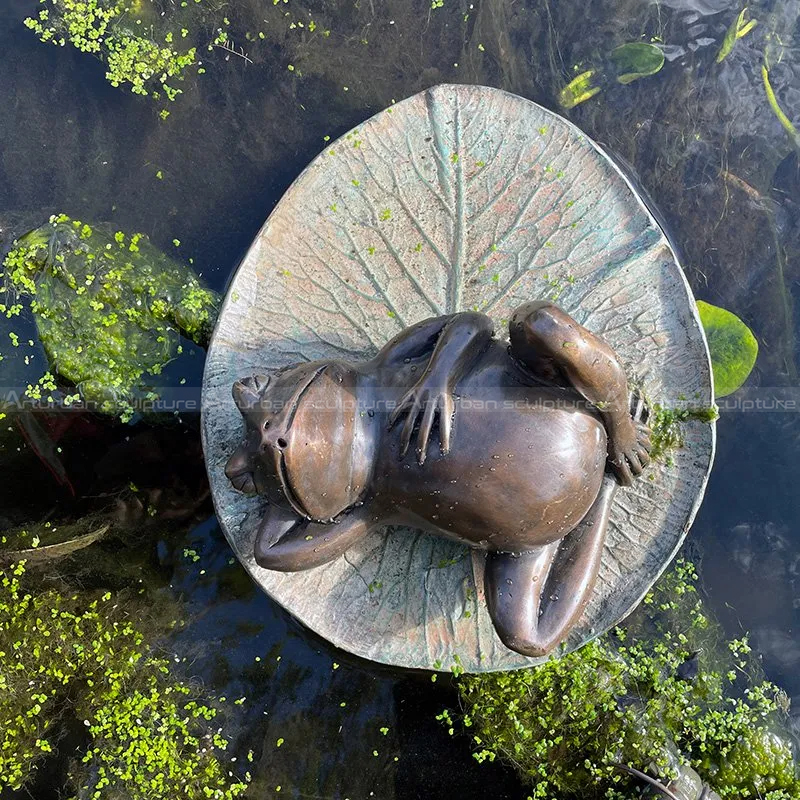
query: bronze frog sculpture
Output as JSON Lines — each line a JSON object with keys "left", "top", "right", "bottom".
{"left": 224, "top": 301, "right": 651, "bottom": 657}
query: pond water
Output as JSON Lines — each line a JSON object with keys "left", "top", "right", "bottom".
{"left": 1, "top": 0, "right": 799, "bottom": 797}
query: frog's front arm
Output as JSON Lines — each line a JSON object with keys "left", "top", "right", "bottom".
{"left": 385, "top": 312, "right": 494, "bottom": 464}
{"left": 253, "top": 502, "right": 375, "bottom": 571}
{"left": 373, "top": 315, "right": 453, "bottom": 367}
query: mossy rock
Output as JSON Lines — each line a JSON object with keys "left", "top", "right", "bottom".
{"left": 3, "top": 216, "right": 218, "bottom": 420}
{"left": 203, "top": 85, "right": 715, "bottom": 672}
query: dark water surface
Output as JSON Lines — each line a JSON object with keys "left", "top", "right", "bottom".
{"left": 1, "top": 0, "right": 800, "bottom": 797}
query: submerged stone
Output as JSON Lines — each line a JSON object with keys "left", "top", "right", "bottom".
{"left": 3, "top": 215, "right": 218, "bottom": 421}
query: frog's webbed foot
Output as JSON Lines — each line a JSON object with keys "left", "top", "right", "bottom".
{"left": 486, "top": 476, "right": 617, "bottom": 657}
{"left": 254, "top": 503, "right": 376, "bottom": 572}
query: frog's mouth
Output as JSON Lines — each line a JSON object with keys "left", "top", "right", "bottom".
{"left": 268, "top": 360, "right": 369, "bottom": 524}
{"left": 270, "top": 364, "right": 330, "bottom": 521}
{"left": 277, "top": 450, "right": 311, "bottom": 519}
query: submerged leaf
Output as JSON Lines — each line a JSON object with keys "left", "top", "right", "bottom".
{"left": 1, "top": 523, "right": 109, "bottom": 564}
{"left": 762, "top": 64, "right": 800, "bottom": 151}
{"left": 610, "top": 42, "right": 665, "bottom": 85}
{"left": 716, "top": 7, "right": 758, "bottom": 64}
{"left": 558, "top": 69, "right": 601, "bottom": 109}
{"left": 696, "top": 300, "right": 758, "bottom": 397}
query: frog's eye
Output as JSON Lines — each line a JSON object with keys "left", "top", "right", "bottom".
{"left": 252, "top": 374, "right": 270, "bottom": 393}
{"left": 233, "top": 373, "right": 272, "bottom": 411}
{"left": 263, "top": 419, "right": 270, "bottom": 430}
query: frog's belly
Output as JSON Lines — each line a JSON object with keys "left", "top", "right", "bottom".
{"left": 385, "top": 397, "right": 607, "bottom": 552}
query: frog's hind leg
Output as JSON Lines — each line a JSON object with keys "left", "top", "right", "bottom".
{"left": 485, "top": 476, "right": 617, "bottom": 657}
{"left": 254, "top": 504, "right": 376, "bottom": 572}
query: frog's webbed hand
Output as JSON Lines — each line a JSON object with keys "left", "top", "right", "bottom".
{"left": 253, "top": 503, "right": 375, "bottom": 572}
{"left": 389, "top": 375, "right": 455, "bottom": 464}
{"left": 388, "top": 312, "right": 494, "bottom": 464}
{"left": 509, "top": 301, "right": 650, "bottom": 486}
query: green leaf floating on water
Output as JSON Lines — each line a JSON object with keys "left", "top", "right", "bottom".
{"left": 609, "top": 42, "right": 665, "bottom": 85}
{"left": 2, "top": 215, "right": 219, "bottom": 421}
{"left": 697, "top": 300, "right": 758, "bottom": 397}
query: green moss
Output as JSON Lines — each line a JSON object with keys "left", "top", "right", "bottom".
{"left": 0, "top": 560, "right": 250, "bottom": 798}
{"left": 2, "top": 214, "right": 219, "bottom": 421}
{"left": 648, "top": 402, "right": 719, "bottom": 461}
{"left": 455, "top": 560, "right": 799, "bottom": 799}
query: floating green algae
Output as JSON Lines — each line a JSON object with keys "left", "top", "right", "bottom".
{"left": 1, "top": 214, "right": 219, "bottom": 421}
{"left": 649, "top": 402, "right": 719, "bottom": 461}
{"left": 454, "top": 560, "right": 799, "bottom": 799}
{"left": 23, "top": 0, "right": 232, "bottom": 110}
{"left": 0, "top": 559, "right": 250, "bottom": 798}
{"left": 697, "top": 300, "right": 758, "bottom": 397}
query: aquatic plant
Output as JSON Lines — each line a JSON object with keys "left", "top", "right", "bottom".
{"left": 23, "top": 0, "right": 230, "bottom": 108}
{"left": 761, "top": 63, "right": 800, "bottom": 152}
{"left": 559, "top": 70, "right": 601, "bottom": 110}
{"left": 697, "top": 300, "right": 759, "bottom": 397}
{"left": 0, "top": 559, "right": 250, "bottom": 798}
{"left": 1, "top": 517, "right": 109, "bottom": 563}
{"left": 716, "top": 7, "right": 758, "bottom": 64}
{"left": 632, "top": 297, "right": 755, "bottom": 462}
{"left": 610, "top": 42, "right": 665, "bottom": 85}
{"left": 455, "top": 560, "right": 799, "bottom": 799}
{"left": 648, "top": 403, "right": 719, "bottom": 461}
{"left": 1, "top": 214, "right": 218, "bottom": 421}
{"left": 559, "top": 41, "right": 664, "bottom": 108}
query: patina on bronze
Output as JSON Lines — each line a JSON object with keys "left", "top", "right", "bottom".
{"left": 224, "top": 301, "right": 651, "bottom": 658}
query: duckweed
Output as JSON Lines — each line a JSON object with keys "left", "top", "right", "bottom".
{"left": 455, "top": 560, "right": 799, "bottom": 799}
{"left": 2, "top": 214, "right": 219, "bottom": 421}
{"left": 0, "top": 560, "right": 249, "bottom": 798}
{"left": 23, "top": 0, "right": 211, "bottom": 105}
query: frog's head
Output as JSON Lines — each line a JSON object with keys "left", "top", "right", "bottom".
{"left": 225, "top": 361, "right": 373, "bottom": 522}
